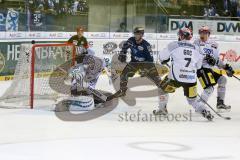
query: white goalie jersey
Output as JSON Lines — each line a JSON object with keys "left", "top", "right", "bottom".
{"left": 159, "top": 40, "right": 203, "bottom": 83}
{"left": 70, "top": 54, "right": 105, "bottom": 89}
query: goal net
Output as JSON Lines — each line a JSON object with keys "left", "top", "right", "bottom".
{"left": 0, "top": 43, "right": 76, "bottom": 109}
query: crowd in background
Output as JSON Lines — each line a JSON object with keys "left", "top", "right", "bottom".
{"left": 203, "top": 0, "right": 240, "bottom": 17}
{"left": 0, "top": 0, "right": 240, "bottom": 32}
{"left": 159, "top": 0, "right": 240, "bottom": 18}
{"left": 28, "top": 0, "right": 89, "bottom": 15}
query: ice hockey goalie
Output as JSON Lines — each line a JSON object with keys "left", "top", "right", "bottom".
{"left": 56, "top": 52, "right": 111, "bottom": 111}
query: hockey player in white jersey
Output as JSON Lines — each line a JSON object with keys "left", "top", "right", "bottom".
{"left": 154, "top": 27, "right": 214, "bottom": 121}
{"left": 194, "top": 26, "right": 235, "bottom": 111}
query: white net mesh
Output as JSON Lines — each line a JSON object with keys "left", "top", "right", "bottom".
{"left": 0, "top": 43, "right": 75, "bottom": 109}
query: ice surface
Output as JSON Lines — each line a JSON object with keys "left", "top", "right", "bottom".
{"left": 0, "top": 75, "right": 239, "bottom": 160}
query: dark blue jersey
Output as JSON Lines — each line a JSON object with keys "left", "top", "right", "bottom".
{"left": 121, "top": 37, "right": 154, "bottom": 62}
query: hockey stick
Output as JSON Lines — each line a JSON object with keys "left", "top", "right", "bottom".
{"left": 233, "top": 75, "right": 240, "bottom": 81}
{"left": 197, "top": 94, "right": 231, "bottom": 120}
{"left": 87, "top": 87, "right": 107, "bottom": 102}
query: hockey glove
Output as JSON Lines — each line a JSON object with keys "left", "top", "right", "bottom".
{"left": 205, "top": 54, "right": 216, "bottom": 66}
{"left": 161, "top": 58, "right": 170, "bottom": 65}
{"left": 118, "top": 53, "right": 127, "bottom": 62}
{"left": 225, "top": 64, "right": 235, "bottom": 77}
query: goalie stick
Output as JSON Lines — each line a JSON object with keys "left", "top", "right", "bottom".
{"left": 87, "top": 87, "right": 108, "bottom": 102}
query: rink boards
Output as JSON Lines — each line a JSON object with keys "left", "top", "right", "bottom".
{"left": 0, "top": 32, "right": 240, "bottom": 80}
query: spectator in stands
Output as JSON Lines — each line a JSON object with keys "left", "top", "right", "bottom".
{"left": 45, "top": 0, "right": 56, "bottom": 14}
{"left": 53, "top": 0, "right": 60, "bottom": 12}
{"left": 237, "top": 3, "right": 240, "bottom": 17}
{"left": 72, "top": 0, "right": 79, "bottom": 15}
{"left": 180, "top": 10, "right": 188, "bottom": 17}
{"left": 229, "top": 0, "right": 238, "bottom": 17}
{"left": 78, "top": 0, "right": 88, "bottom": 12}
{"left": 223, "top": 0, "right": 231, "bottom": 16}
{"left": 31, "top": 4, "right": 45, "bottom": 31}
{"left": 31, "top": 0, "right": 44, "bottom": 10}
{"left": 203, "top": 7, "right": 208, "bottom": 16}
{"left": 37, "top": 4, "right": 45, "bottom": 12}
{"left": 209, "top": 0, "right": 217, "bottom": 7}
{"left": 29, "top": 0, "right": 89, "bottom": 15}
{"left": 203, "top": 0, "right": 219, "bottom": 17}
{"left": 116, "top": 22, "right": 129, "bottom": 32}
{"left": 59, "top": 2, "right": 70, "bottom": 15}
{"left": 203, "top": 7, "right": 218, "bottom": 17}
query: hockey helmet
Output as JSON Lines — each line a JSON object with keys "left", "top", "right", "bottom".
{"left": 133, "top": 27, "right": 144, "bottom": 35}
{"left": 178, "top": 27, "right": 193, "bottom": 40}
{"left": 198, "top": 26, "right": 211, "bottom": 35}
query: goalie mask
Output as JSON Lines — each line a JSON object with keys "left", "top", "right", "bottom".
{"left": 83, "top": 55, "right": 95, "bottom": 70}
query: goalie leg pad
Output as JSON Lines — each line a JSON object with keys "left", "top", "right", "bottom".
{"left": 68, "top": 96, "right": 95, "bottom": 111}
{"left": 55, "top": 96, "right": 95, "bottom": 112}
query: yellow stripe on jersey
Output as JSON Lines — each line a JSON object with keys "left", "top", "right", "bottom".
{"left": 189, "top": 85, "right": 197, "bottom": 98}
{"left": 198, "top": 77, "right": 206, "bottom": 88}
{"left": 207, "top": 72, "right": 216, "bottom": 84}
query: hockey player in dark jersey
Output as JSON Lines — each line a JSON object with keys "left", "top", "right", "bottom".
{"left": 68, "top": 26, "right": 89, "bottom": 49}
{"left": 107, "top": 27, "right": 162, "bottom": 100}
{"left": 68, "top": 26, "right": 90, "bottom": 63}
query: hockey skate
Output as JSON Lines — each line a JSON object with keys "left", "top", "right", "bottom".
{"left": 216, "top": 98, "right": 231, "bottom": 112}
{"left": 153, "top": 106, "right": 168, "bottom": 116}
{"left": 201, "top": 109, "right": 214, "bottom": 121}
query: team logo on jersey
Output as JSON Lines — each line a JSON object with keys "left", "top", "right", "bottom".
{"left": 0, "top": 51, "right": 5, "bottom": 73}
{"left": 179, "top": 74, "right": 195, "bottom": 80}
{"left": 138, "top": 46, "right": 144, "bottom": 51}
{"left": 147, "top": 46, "right": 152, "bottom": 52}
{"left": 103, "top": 42, "right": 118, "bottom": 53}
{"left": 180, "top": 69, "right": 195, "bottom": 73}
{"left": 203, "top": 48, "right": 213, "bottom": 55}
